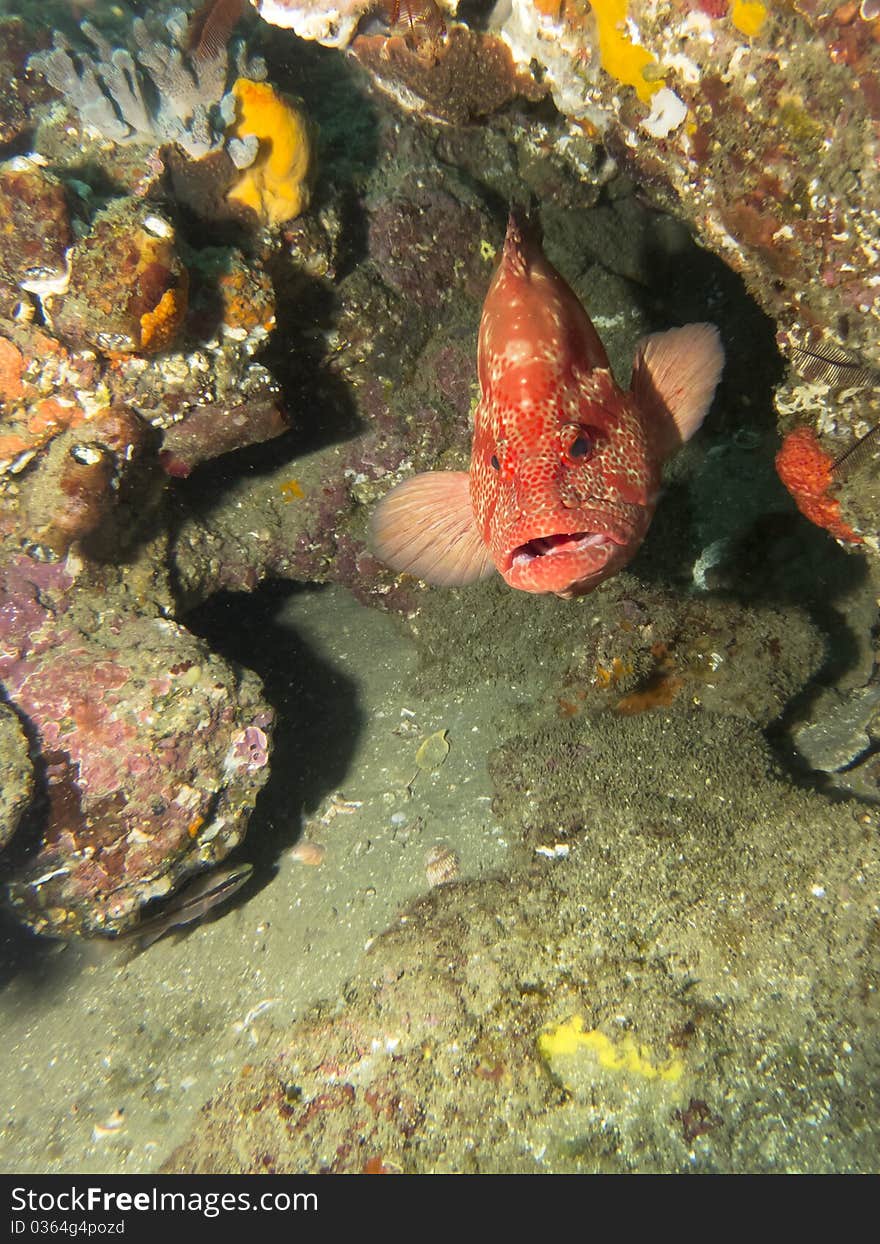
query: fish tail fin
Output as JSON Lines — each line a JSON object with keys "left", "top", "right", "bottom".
{"left": 369, "top": 471, "right": 496, "bottom": 587}
{"left": 631, "top": 323, "right": 724, "bottom": 459}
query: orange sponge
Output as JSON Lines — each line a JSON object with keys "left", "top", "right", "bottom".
{"left": 226, "top": 79, "right": 313, "bottom": 227}
{"left": 775, "top": 426, "right": 862, "bottom": 544}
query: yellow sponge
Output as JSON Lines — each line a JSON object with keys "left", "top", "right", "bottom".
{"left": 226, "top": 79, "right": 313, "bottom": 227}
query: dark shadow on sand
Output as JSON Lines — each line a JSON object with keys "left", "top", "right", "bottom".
{"left": 183, "top": 581, "right": 365, "bottom": 878}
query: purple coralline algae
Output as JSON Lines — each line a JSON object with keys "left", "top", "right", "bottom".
{"left": 367, "top": 184, "right": 496, "bottom": 311}
{"left": 0, "top": 555, "right": 273, "bottom": 938}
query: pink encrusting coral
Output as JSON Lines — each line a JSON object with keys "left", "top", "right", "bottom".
{"left": 0, "top": 556, "right": 274, "bottom": 937}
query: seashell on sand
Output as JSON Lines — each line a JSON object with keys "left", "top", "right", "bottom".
{"left": 92, "top": 1109, "right": 126, "bottom": 1140}
{"left": 424, "top": 844, "right": 460, "bottom": 888}
{"left": 290, "top": 840, "right": 326, "bottom": 866}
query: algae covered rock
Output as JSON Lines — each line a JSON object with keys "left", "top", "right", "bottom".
{"left": 46, "top": 201, "right": 189, "bottom": 357}
{"left": 0, "top": 702, "right": 34, "bottom": 854}
{"left": 0, "top": 555, "right": 273, "bottom": 938}
{"left": 163, "top": 710, "right": 880, "bottom": 1173}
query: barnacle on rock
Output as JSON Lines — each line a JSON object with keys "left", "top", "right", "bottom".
{"left": 0, "top": 158, "right": 70, "bottom": 305}
{"left": 21, "top": 435, "right": 115, "bottom": 559}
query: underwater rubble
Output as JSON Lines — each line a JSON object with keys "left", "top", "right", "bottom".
{"left": 164, "top": 703, "right": 879, "bottom": 1173}
{"left": 0, "top": 2, "right": 309, "bottom": 936}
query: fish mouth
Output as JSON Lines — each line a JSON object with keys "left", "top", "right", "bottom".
{"left": 502, "top": 528, "right": 628, "bottom": 594}
{"left": 509, "top": 530, "right": 617, "bottom": 567}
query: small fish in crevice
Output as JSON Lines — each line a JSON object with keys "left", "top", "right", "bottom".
{"left": 120, "top": 862, "right": 254, "bottom": 951}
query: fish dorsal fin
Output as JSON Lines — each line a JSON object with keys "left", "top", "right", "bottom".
{"left": 631, "top": 323, "right": 724, "bottom": 459}
{"left": 369, "top": 471, "right": 496, "bottom": 587}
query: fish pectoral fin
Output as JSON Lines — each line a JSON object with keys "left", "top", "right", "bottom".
{"left": 631, "top": 323, "right": 724, "bottom": 458}
{"left": 369, "top": 471, "right": 496, "bottom": 587}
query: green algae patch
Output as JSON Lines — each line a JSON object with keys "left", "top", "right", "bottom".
{"left": 539, "top": 1017, "right": 684, "bottom": 1087}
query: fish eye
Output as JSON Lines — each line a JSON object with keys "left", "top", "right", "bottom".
{"left": 560, "top": 423, "right": 596, "bottom": 463}
{"left": 490, "top": 454, "right": 500, "bottom": 470}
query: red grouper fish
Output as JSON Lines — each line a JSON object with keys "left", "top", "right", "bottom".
{"left": 370, "top": 213, "right": 725, "bottom": 598}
